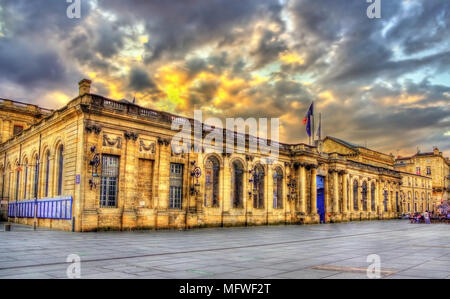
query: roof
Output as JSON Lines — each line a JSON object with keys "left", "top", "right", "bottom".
{"left": 325, "top": 136, "right": 365, "bottom": 149}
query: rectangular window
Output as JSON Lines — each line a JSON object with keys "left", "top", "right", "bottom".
{"left": 426, "top": 167, "right": 431, "bottom": 175}
{"left": 100, "top": 155, "right": 119, "bottom": 208}
{"left": 169, "top": 163, "right": 183, "bottom": 209}
{"left": 13, "top": 125, "right": 23, "bottom": 136}
{"left": 416, "top": 167, "right": 421, "bottom": 175}
{"left": 138, "top": 159, "right": 153, "bottom": 207}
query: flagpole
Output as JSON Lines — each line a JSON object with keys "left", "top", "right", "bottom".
{"left": 312, "top": 101, "right": 315, "bottom": 146}
{"left": 319, "top": 113, "right": 322, "bottom": 141}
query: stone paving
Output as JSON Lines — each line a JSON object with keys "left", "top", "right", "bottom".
{"left": 1, "top": 220, "right": 450, "bottom": 279}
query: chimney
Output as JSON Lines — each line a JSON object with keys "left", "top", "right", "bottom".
{"left": 79, "top": 79, "right": 92, "bottom": 96}
{"left": 433, "top": 147, "right": 440, "bottom": 155}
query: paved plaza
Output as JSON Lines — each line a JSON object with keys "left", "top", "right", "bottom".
{"left": 0, "top": 220, "right": 450, "bottom": 279}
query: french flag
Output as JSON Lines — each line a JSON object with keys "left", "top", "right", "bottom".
{"left": 303, "top": 103, "right": 314, "bottom": 137}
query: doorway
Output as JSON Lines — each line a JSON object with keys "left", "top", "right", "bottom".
{"left": 317, "top": 175, "right": 325, "bottom": 223}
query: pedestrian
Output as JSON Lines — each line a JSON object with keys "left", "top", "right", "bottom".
{"left": 424, "top": 210, "right": 431, "bottom": 224}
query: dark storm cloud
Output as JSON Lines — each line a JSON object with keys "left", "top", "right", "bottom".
{"left": 94, "top": 24, "right": 127, "bottom": 59}
{"left": 0, "top": 0, "right": 448, "bottom": 155}
{"left": 129, "top": 67, "right": 156, "bottom": 92}
{"left": 285, "top": 0, "right": 448, "bottom": 86}
{"left": 0, "top": 0, "right": 91, "bottom": 36}
{"left": 385, "top": 0, "right": 450, "bottom": 55}
{"left": 97, "top": 0, "right": 283, "bottom": 63}
{"left": 0, "top": 38, "right": 67, "bottom": 87}
{"left": 250, "top": 28, "right": 287, "bottom": 69}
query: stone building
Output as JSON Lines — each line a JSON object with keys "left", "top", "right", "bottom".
{"left": 0, "top": 79, "right": 437, "bottom": 231}
{"left": 395, "top": 148, "right": 450, "bottom": 208}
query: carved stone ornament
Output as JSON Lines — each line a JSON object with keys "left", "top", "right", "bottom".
{"left": 85, "top": 123, "right": 102, "bottom": 134}
{"left": 139, "top": 140, "right": 156, "bottom": 153}
{"left": 103, "top": 134, "right": 122, "bottom": 149}
{"left": 157, "top": 137, "right": 171, "bottom": 146}
{"left": 124, "top": 131, "right": 139, "bottom": 141}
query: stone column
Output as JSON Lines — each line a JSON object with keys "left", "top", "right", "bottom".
{"left": 367, "top": 180, "right": 372, "bottom": 215}
{"left": 267, "top": 166, "right": 273, "bottom": 215}
{"left": 333, "top": 170, "right": 339, "bottom": 214}
{"left": 310, "top": 167, "right": 317, "bottom": 215}
{"left": 342, "top": 173, "right": 348, "bottom": 214}
{"left": 123, "top": 137, "right": 138, "bottom": 210}
{"left": 299, "top": 165, "right": 306, "bottom": 213}
{"left": 222, "top": 155, "right": 231, "bottom": 213}
{"left": 349, "top": 176, "right": 354, "bottom": 213}
{"left": 358, "top": 180, "right": 363, "bottom": 212}
{"left": 377, "top": 180, "right": 383, "bottom": 215}
{"left": 157, "top": 141, "right": 170, "bottom": 210}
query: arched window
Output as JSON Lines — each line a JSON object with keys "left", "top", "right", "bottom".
{"left": 204, "top": 156, "right": 220, "bottom": 207}
{"left": 15, "top": 161, "right": 20, "bottom": 201}
{"left": 44, "top": 150, "right": 50, "bottom": 197}
{"left": 0, "top": 166, "right": 3, "bottom": 199}
{"left": 57, "top": 145, "right": 64, "bottom": 196}
{"left": 273, "top": 167, "right": 283, "bottom": 209}
{"left": 253, "top": 165, "right": 265, "bottom": 209}
{"left": 231, "top": 160, "right": 244, "bottom": 208}
{"left": 23, "top": 160, "right": 28, "bottom": 200}
{"left": 396, "top": 192, "right": 399, "bottom": 212}
{"left": 361, "top": 181, "right": 368, "bottom": 211}
{"left": 353, "top": 180, "right": 358, "bottom": 211}
{"left": 33, "top": 155, "right": 39, "bottom": 199}
{"left": 383, "top": 190, "right": 388, "bottom": 212}
{"left": 347, "top": 179, "right": 350, "bottom": 210}
{"left": 7, "top": 164, "right": 12, "bottom": 199}
{"left": 371, "top": 183, "right": 376, "bottom": 211}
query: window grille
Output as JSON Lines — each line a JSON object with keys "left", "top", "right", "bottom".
{"left": 45, "top": 151, "right": 50, "bottom": 197}
{"left": 253, "top": 165, "right": 265, "bottom": 209}
{"left": 396, "top": 192, "right": 399, "bottom": 212}
{"left": 100, "top": 155, "right": 119, "bottom": 207}
{"left": 361, "top": 181, "right": 368, "bottom": 211}
{"left": 353, "top": 180, "right": 358, "bottom": 211}
{"left": 370, "top": 183, "right": 376, "bottom": 211}
{"left": 231, "top": 161, "right": 244, "bottom": 208}
{"left": 57, "top": 145, "right": 64, "bottom": 195}
{"left": 383, "top": 190, "right": 388, "bottom": 212}
{"left": 204, "top": 157, "right": 220, "bottom": 207}
{"left": 273, "top": 168, "right": 283, "bottom": 209}
{"left": 169, "top": 163, "right": 183, "bottom": 209}
{"left": 33, "top": 157, "right": 39, "bottom": 199}
{"left": 23, "top": 164, "right": 28, "bottom": 199}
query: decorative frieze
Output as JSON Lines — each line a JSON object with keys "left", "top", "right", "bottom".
{"left": 103, "top": 134, "right": 122, "bottom": 149}
{"left": 139, "top": 140, "right": 156, "bottom": 154}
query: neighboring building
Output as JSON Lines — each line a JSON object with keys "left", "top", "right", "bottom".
{"left": 0, "top": 79, "right": 438, "bottom": 231}
{"left": 0, "top": 99, "right": 53, "bottom": 143}
{"left": 397, "top": 172, "right": 433, "bottom": 214}
{"left": 322, "top": 137, "right": 433, "bottom": 214}
{"left": 0, "top": 99, "right": 53, "bottom": 219}
{"left": 395, "top": 147, "right": 450, "bottom": 209}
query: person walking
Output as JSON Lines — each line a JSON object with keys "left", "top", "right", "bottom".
{"left": 424, "top": 210, "right": 431, "bottom": 224}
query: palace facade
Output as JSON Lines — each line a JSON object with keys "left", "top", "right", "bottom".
{"left": 0, "top": 79, "right": 444, "bottom": 231}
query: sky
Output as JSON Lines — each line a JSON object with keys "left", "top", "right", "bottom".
{"left": 0, "top": 0, "right": 449, "bottom": 157}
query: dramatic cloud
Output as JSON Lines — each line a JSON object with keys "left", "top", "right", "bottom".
{"left": 0, "top": 0, "right": 448, "bottom": 157}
